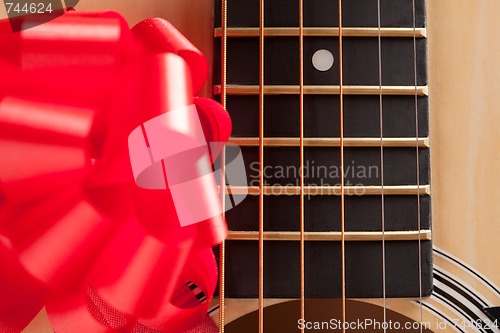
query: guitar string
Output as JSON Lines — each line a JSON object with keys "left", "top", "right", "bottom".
{"left": 337, "top": 1, "right": 346, "bottom": 332}
{"left": 258, "top": 0, "right": 265, "bottom": 331}
{"left": 298, "top": 0, "right": 306, "bottom": 332}
{"left": 412, "top": 0, "right": 424, "bottom": 332}
{"left": 219, "top": 0, "right": 228, "bottom": 332}
{"left": 376, "top": 1, "right": 387, "bottom": 333}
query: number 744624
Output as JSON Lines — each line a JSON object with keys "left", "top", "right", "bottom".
{"left": 5, "top": 2, "right": 53, "bottom": 14}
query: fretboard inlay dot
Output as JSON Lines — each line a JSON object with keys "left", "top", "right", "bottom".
{"left": 312, "top": 49, "right": 334, "bottom": 71}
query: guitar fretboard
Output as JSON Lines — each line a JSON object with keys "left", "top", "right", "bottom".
{"left": 214, "top": 0, "right": 432, "bottom": 299}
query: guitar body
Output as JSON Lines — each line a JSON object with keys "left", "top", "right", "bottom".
{"left": 0, "top": 0, "right": 496, "bottom": 332}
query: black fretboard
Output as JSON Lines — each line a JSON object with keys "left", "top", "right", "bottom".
{"left": 214, "top": 0, "right": 432, "bottom": 299}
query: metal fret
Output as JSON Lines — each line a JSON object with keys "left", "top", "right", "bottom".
{"left": 227, "top": 185, "right": 431, "bottom": 196}
{"left": 230, "top": 137, "right": 429, "bottom": 148}
{"left": 227, "top": 230, "right": 432, "bottom": 242}
{"left": 214, "top": 27, "right": 427, "bottom": 38}
{"left": 214, "top": 85, "right": 429, "bottom": 96}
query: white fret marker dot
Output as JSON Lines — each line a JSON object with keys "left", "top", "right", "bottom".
{"left": 312, "top": 49, "right": 334, "bottom": 71}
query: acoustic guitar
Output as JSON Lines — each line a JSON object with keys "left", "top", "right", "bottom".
{"left": 1, "top": 0, "right": 497, "bottom": 332}
{"left": 211, "top": 0, "right": 498, "bottom": 332}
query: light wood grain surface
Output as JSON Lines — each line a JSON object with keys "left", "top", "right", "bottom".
{"left": 1, "top": 0, "right": 498, "bottom": 331}
{"left": 428, "top": 0, "right": 500, "bottom": 288}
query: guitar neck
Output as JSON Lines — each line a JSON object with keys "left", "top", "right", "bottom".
{"left": 214, "top": 0, "right": 431, "bottom": 302}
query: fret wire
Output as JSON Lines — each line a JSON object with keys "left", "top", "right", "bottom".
{"left": 412, "top": 0, "right": 424, "bottom": 332}
{"left": 258, "top": 0, "right": 265, "bottom": 331}
{"left": 226, "top": 185, "right": 431, "bottom": 196}
{"left": 214, "top": 27, "right": 427, "bottom": 38}
{"left": 229, "top": 137, "right": 429, "bottom": 148}
{"left": 214, "top": 84, "right": 429, "bottom": 96}
{"left": 298, "top": 0, "right": 305, "bottom": 331}
{"left": 338, "top": 1, "right": 346, "bottom": 332}
{"left": 219, "top": 0, "right": 228, "bottom": 332}
{"left": 376, "top": 1, "right": 387, "bottom": 332}
{"left": 226, "top": 230, "right": 433, "bottom": 242}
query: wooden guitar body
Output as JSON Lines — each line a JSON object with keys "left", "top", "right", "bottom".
{"left": 0, "top": 0, "right": 497, "bottom": 332}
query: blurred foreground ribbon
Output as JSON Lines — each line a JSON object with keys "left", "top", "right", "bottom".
{"left": 0, "top": 11, "right": 231, "bottom": 333}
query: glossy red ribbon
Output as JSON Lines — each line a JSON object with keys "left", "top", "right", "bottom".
{"left": 0, "top": 11, "right": 231, "bottom": 333}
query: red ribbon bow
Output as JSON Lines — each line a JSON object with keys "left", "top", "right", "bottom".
{"left": 0, "top": 11, "right": 231, "bottom": 333}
